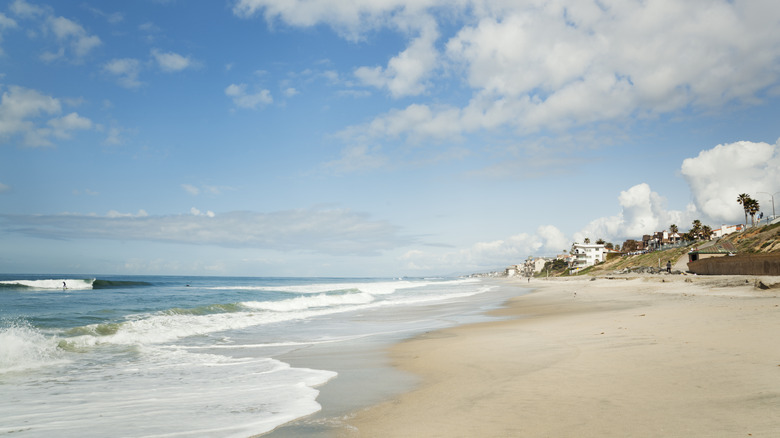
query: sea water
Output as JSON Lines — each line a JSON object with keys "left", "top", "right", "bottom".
{"left": 0, "top": 275, "right": 516, "bottom": 437}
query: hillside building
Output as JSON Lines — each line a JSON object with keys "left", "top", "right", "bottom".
{"left": 569, "top": 243, "right": 608, "bottom": 274}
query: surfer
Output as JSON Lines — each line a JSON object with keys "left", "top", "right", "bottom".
{"left": 63, "top": 281, "right": 67, "bottom": 289}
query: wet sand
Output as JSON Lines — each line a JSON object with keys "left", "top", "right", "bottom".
{"left": 339, "top": 276, "right": 780, "bottom": 437}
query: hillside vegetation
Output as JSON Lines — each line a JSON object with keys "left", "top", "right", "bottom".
{"left": 546, "top": 221, "right": 780, "bottom": 277}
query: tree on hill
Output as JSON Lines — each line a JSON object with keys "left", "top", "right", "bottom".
{"left": 670, "top": 224, "right": 678, "bottom": 234}
{"left": 691, "top": 219, "right": 703, "bottom": 239}
{"left": 737, "top": 193, "right": 753, "bottom": 226}
{"left": 748, "top": 198, "right": 760, "bottom": 227}
{"left": 701, "top": 225, "right": 712, "bottom": 240}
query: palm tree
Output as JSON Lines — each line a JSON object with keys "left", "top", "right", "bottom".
{"left": 584, "top": 237, "right": 591, "bottom": 244}
{"left": 737, "top": 193, "right": 752, "bottom": 226}
{"left": 691, "top": 219, "right": 702, "bottom": 239}
{"left": 670, "top": 224, "right": 678, "bottom": 234}
{"left": 747, "top": 198, "right": 760, "bottom": 227}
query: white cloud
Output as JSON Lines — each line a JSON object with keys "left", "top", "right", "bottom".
{"left": 574, "top": 183, "right": 687, "bottom": 244}
{"left": 181, "top": 184, "right": 200, "bottom": 195}
{"left": 151, "top": 48, "right": 194, "bottom": 72}
{"left": 569, "top": 138, "right": 780, "bottom": 244}
{"left": 681, "top": 138, "right": 780, "bottom": 223}
{"left": 0, "top": 13, "right": 18, "bottom": 56}
{"left": 232, "top": 0, "right": 437, "bottom": 41}
{"left": 106, "top": 209, "right": 149, "bottom": 218}
{"left": 0, "top": 207, "right": 411, "bottom": 256}
{"left": 43, "top": 15, "right": 101, "bottom": 60}
{"left": 354, "top": 18, "right": 439, "bottom": 98}
{"left": 47, "top": 112, "right": 92, "bottom": 139}
{"left": 190, "top": 207, "right": 215, "bottom": 217}
{"left": 103, "top": 58, "right": 143, "bottom": 88}
{"left": 9, "top": 0, "right": 46, "bottom": 18}
{"left": 245, "top": 1, "right": 780, "bottom": 146}
{"left": 0, "top": 85, "right": 95, "bottom": 147}
{"left": 225, "top": 83, "right": 273, "bottom": 109}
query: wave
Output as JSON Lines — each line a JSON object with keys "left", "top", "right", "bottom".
{"left": 0, "top": 318, "right": 69, "bottom": 373}
{"left": 211, "top": 278, "right": 477, "bottom": 295}
{"left": 0, "top": 278, "right": 95, "bottom": 290}
{"left": 50, "top": 278, "right": 490, "bottom": 350}
{"left": 242, "top": 291, "right": 375, "bottom": 312}
{"left": 92, "top": 279, "right": 154, "bottom": 289}
{"left": 0, "top": 278, "right": 154, "bottom": 291}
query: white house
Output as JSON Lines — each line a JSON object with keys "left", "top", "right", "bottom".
{"left": 712, "top": 224, "right": 744, "bottom": 238}
{"left": 569, "top": 243, "right": 608, "bottom": 274}
{"left": 525, "top": 257, "right": 550, "bottom": 273}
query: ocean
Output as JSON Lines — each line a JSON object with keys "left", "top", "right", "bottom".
{"left": 0, "top": 274, "right": 518, "bottom": 437}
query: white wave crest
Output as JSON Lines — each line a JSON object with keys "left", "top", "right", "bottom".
{"left": 0, "top": 320, "right": 68, "bottom": 373}
{"left": 0, "top": 278, "right": 94, "bottom": 290}
{"left": 211, "top": 278, "right": 477, "bottom": 295}
{"left": 242, "top": 292, "right": 374, "bottom": 312}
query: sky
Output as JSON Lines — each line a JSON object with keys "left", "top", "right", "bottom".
{"left": 1, "top": 0, "right": 780, "bottom": 277}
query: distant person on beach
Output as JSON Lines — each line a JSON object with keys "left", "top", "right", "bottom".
{"left": 666, "top": 261, "right": 671, "bottom": 273}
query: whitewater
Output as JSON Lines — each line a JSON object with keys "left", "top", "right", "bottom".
{"left": 0, "top": 274, "right": 515, "bottom": 437}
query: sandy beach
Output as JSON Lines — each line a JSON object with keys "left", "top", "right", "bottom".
{"left": 338, "top": 275, "right": 780, "bottom": 437}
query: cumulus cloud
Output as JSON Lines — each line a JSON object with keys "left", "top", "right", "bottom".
{"left": 0, "top": 207, "right": 411, "bottom": 256}
{"left": 190, "top": 207, "right": 215, "bottom": 217}
{"left": 9, "top": 1, "right": 102, "bottom": 62}
{"left": 569, "top": 139, "right": 780, "bottom": 245}
{"left": 236, "top": 1, "right": 780, "bottom": 149}
{"left": 103, "top": 58, "right": 143, "bottom": 88}
{"left": 232, "top": 0, "right": 435, "bottom": 41}
{"left": 573, "top": 183, "right": 687, "bottom": 244}
{"left": 681, "top": 139, "right": 780, "bottom": 223}
{"left": 0, "top": 85, "right": 93, "bottom": 147}
{"left": 354, "top": 17, "right": 439, "bottom": 98}
{"left": 46, "top": 16, "right": 101, "bottom": 57}
{"left": 151, "top": 48, "right": 194, "bottom": 72}
{"left": 47, "top": 112, "right": 92, "bottom": 138}
{"left": 225, "top": 83, "right": 273, "bottom": 109}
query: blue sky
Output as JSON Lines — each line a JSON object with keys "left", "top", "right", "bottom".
{"left": 1, "top": 0, "right": 780, "bottom": 277}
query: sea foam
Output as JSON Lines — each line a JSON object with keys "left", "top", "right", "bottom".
{"left": 0, "top": 319, "right": 67, "bottom": 373}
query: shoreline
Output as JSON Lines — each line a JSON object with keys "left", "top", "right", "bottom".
{"left": 260, "top": 279, "right": 526, "bottom": 437}
{"left": 336, "top": 275, "right": 780, "bottom": 437}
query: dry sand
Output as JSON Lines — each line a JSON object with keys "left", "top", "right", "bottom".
{"left": 338, "top": 275, "right": 780, "bottom": 437}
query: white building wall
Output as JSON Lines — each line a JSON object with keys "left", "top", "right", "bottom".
{"left": 569, "top": 243, "right": 607, "bottom": 274}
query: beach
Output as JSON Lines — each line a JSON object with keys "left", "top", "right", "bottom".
{"left": 338, "top": 275, "right": 780, "bottom": 437}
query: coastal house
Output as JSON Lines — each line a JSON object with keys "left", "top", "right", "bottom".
{"left": 526, "top": 256, "right": 550, "bottom": 273}
{"left": 712, "top": 224, "right": 744, "bottom": 238}
{"left": 505, "top": 265, "right": 522, "bottom": 277}
{"left": 569, "top": 243, "right": 608, "bottom": 274}
{"left": 642, "top": 230, "right": 684, "bottom": 250}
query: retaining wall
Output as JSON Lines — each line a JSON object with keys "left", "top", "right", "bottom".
{"left": 687, "top": 253, "right": 780, "bottom": 275}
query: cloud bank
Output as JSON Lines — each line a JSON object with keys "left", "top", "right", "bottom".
{"left": 0, "top": 207, "right": 411, "bottom": 256}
